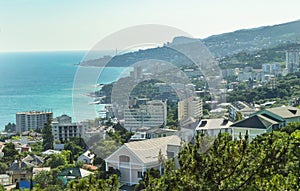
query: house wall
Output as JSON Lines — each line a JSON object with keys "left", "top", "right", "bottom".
{"left": 78, "top": 155, "right": 91, "bottom": 164}
{"left": 105, "top": 145, "right": 167, "bottom": 185}
{"left": 0, "top": 176, "right": 10, "bottom": 185}
{"left": 197, "top": 128, "right": 232, "bottom": 137}
{"left": 232, "top": 127, "right": 267, "bottom": 141}
{"left": 286, "top": 117, "right": 300, "bottom": 124}
{"left": 9, "top": 171, "right": 32, "bottom": 184}
{"left": 106, "top": 146, "right": 145, "bottom": 185}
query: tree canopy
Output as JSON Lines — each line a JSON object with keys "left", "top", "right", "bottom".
{"left": 137, "top": 123, "right": 300, "bottom": 190}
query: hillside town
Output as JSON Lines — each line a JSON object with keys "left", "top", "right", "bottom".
{"left": 0, "top": 41, "right": 300, "bottom": 190}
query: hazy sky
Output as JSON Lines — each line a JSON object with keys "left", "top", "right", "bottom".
{"left": 1, "top": 0, "right": 300, "bottom": 52}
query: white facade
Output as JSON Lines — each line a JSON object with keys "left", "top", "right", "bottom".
{"left": 178, "top": 97, "right": 203, "bottom": 123}
{"left": 228, "top": 101, "right": 257, "bottom": 122}
{"left": 77, "top": 150, "right": 95, "bottom": 164}
{"left": 286, "top": 50, "right": 299, "bottom": 73}
{"left": 105, "top": 135, "right": 181, "bottom": 185}
{"left": 196, "top": 118, "right": 233, "bottom": 137}
{"left": 0, "top": 174, "right": 10, "bottom": 186}
{"left": 237, "top": 71, "right": 253, "bottom": 81}
{"left": 124, "top": 100, "right": 167, "bottom": 132}
{"left": 16, "top": 111, "right": 53, "bottom": 132}
{"left": 52, "top": 115, "right": 87, "bottom": 143}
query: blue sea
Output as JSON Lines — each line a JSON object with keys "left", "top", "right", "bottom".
{"left": 0, "top": 51, "right": 131, "bottom": 131}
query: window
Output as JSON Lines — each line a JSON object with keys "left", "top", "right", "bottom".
{"left": 138, "top": 171, "right": 143, "bottom": 179}
{"left": 167, "top": 151, "right": 174, "bottom": 159}
{"left": 119, "top": 155, "right": 130, "bottom": 162}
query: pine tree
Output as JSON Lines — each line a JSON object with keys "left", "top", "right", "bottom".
{"left": 42, "top": 118, "right": 54, "bottom": 151}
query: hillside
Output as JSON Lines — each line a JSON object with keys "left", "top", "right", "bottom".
{"left": 203, "top": 19, "right": 300, "bottom": 57}
{"left": 219, "top": 43, "right": 300, "bottom": 69}
{"left": 81, "top": 19, "right": 300, "bottom": 67}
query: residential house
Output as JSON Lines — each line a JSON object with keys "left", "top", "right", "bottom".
{"left": 77, "top": 150, "right": 95, "bottom": 164}
{"left": 22, "top": 155, "right": 44, "bottom": 167}
{"left": 196, "top": 118, "right": 233, "bottom": 137}
{"left": 255, "top": 106, "right": 300, "bottom": 127}
{"left": 230, "top": 106, "right": 300, "bottom": 140}
{"left": 105, "top": 135, "right": 182, "bottom": 185}
{"left": 228, "top": 101, "right": 258, "bottom": 122}
{"left": 42, "top": 149, "right": 61, "bottom": 155}
{"left": 7, "top": 161, "right": 33, "bottom": 184}
{"left": 0, "top": 174, "right": 10, "bottom": 186}
{"left": 130, "top": 127, "right": 177, "bottom": 141}
{"left": 57, "top": 167, "right": 94, "bottom": 185}
{"left": 230, "top": 114, "right": 279, "bottom": 141}
{"left": 6, "top": 155, "right": 44, "bottom": 184}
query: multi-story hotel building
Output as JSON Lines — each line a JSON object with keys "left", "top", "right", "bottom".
{"left": 16, "top": 111, "right": 53, "bottom": 132}
{"left": 124, "top": 100, "right": 167, "bottom": 132}
{"left": 178, "top": 96, "right": 203, "bottom": 125}
{"left": 51, "top": 114, "right": 88, "bottom": 143}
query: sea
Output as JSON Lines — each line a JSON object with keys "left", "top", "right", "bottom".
{"left": 0, "top": 51, "right": 131, "bottom": 131}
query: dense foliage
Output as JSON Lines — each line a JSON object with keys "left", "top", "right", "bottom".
{"left": 227, "top": 73, "right": 300, "bottom": 104}
{"left": 137, "top": 123, "right": 300, "bottom": 190}
{"left": 42, "top": 119, "right": 54, "bottom": 151}
{"left": 220, "top": 43, "right": 300, "bottom": 69}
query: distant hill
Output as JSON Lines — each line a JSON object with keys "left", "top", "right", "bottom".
{"left": 81, "top": 19, "right": 300, "bottom": 67}
{"left": 203, "top": 20, "right": 300, "bottom": 57}
{"left": 219, "top": 43, "right": 300, "bottom": 69}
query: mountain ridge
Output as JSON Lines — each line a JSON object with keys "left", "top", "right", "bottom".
{"left": 203, "top": 19, "right": 300, "bottom": 57}
{"left": 81, "top": 19, "right": 300, "bottom": 67}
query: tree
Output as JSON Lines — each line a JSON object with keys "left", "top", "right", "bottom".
{"left": 63, "top": 137, "right": 87, "bottom": 162}
{"left": 3, "top": 142, "right": 18, "bottom": 158}
{"left": 67, "top": 174, "right": 119, "bottom": 191}
{"left": 33, "top": 170, "right": 53, "bottom": 188}
{"left": 31, "top": 141, "right": 43, "bottom": 154}
{"left": 4, "top": 122, "right": 16, "bottom": 132}
{"left": 45, "top": 153, "right": 67, "bottom": 169}
{"left": 235, "top": 111, "right": 243, "bottom": 121}
{"left": 2, "top": 142, "right": 19, "bottom": 163}
{"left": 138, "top": 126, "right": 300, "bottom": 191}
{"left": 0, "top": 163, "right": 7, "bottom": 174}
{"left": 42, "top": 119, "right": 54, "bottom": 151}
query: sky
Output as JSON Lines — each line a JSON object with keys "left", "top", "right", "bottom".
{"left": 0, "top": 0, "right": 300, "bottom": 52}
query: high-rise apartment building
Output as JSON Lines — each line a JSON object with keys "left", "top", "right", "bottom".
{"left": 178, "top": 97, "right": 203, "bottom": 123}
{"left": 286, "top": 50, "right": 299, "bottom": 73}
{"left": 124, "top": 100, "right": 167, "bottom": 132}
{"left": 16, "top": 111, "right": 53, "bottom": 132}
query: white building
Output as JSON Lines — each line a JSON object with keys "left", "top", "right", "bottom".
{"left": 230, "top": 106, "right": 300, "bottom": 141}
{"left": 52, "top": 115, "right": 88, "bottom": 143}
{"left": 0, "top": 174, "right": 10, "bottom": 186}
{"left": 77, "top": 150, "right": 95, "bottom": 164}
{"left": 262, "top": 63, "right": 281, "bottom": 75}
{"left": 286, "top": 50, "right": 299, "bottom": 73}
{"left": 237, "top": 71, "right": 253, "bottom": 82}
{"left": 124, "top": 100, "right": 167, "bottom": 132}
{"left": 195, "top": 118, "right": 233, "bottom": 137}
{"left": 16, "top": 111, "right": 53, "bottom": 133}
{"left": 105, "top": 135, "right": 181, "bottom": 185}
{"left": 178, "top": 97, "right": 203, "bottom": 125}
{"left": 42, "top": 149, "right": 61, "bottom": 155}
{"left": 228, "top": 101, "right": 258, "bottom": 122}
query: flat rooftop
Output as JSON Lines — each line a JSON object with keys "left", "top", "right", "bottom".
{"left": 16, "top": 111, "right": 53, "bottom": 115}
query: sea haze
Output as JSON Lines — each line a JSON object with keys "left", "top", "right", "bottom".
{"left": 0, "top": 51, "right": 129, "bottom": 131}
